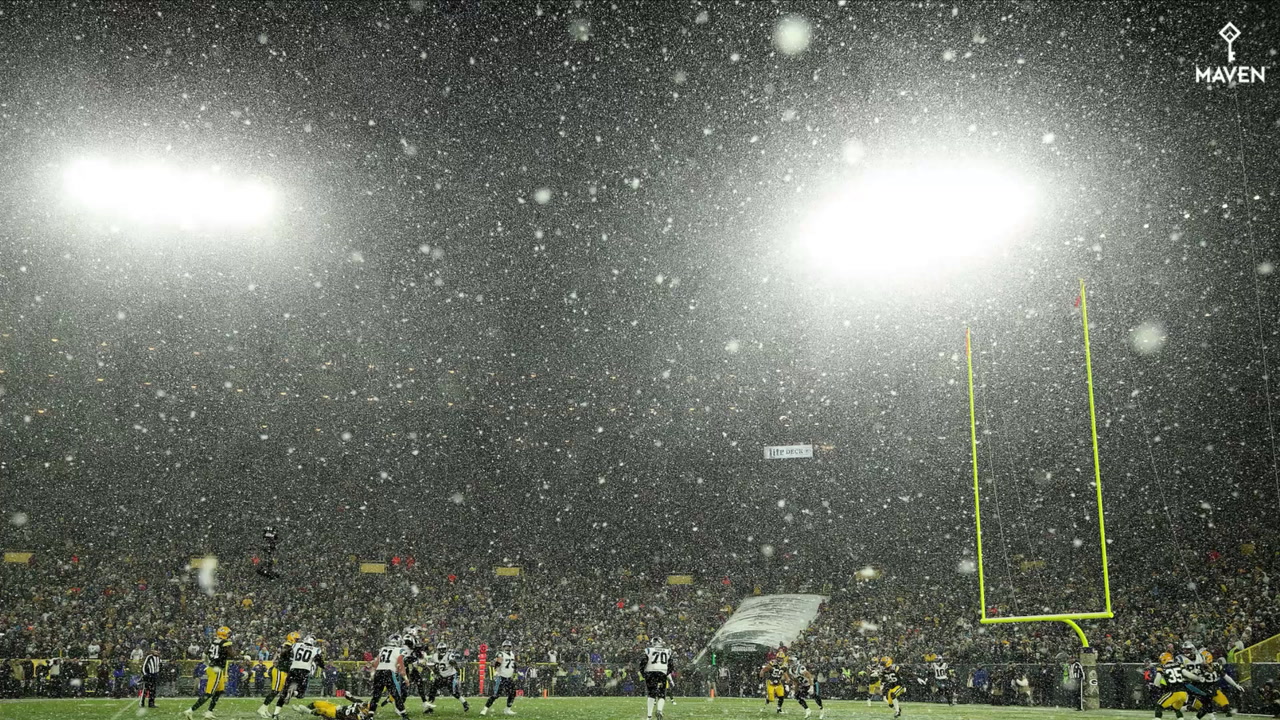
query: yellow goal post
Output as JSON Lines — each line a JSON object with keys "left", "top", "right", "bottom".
{"left": 966, "top": 278, "right": 1113, "bottom": 647}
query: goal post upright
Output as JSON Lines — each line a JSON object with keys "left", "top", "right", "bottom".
{"left": 965, "top": 279, "right": 1113, "bottom": 654}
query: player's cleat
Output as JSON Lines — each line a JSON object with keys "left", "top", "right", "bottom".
{"left": 657, "top": 713, "right": 664, "bottom": 720}
{"left": 258, "top": 706, "right": 271, "bottom": 719}
{"left": 480, "top": 708, "right": 488, "bottom": 717}
{"left": 805, "top": 710, "right": 812, "bottom": 719}
{"left": 204, "top": 713, "right": 217, "bottom": 720}
{"left": 503, "top": 710, "right": 515, "bottom": 716}
{"left": 182, "top": 711, "right": 194, "bottom": 720}
{"left": 463, "top": 702, "right": 471, "bottom": 713}
{"left": 293, "top": 706, "right": 309, "bottom": 715}
{"left": 819, "top": 711, "right": 826, "bottom": 719}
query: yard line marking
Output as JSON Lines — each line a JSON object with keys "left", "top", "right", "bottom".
{"left": 108, "top": 697, "right": 141, "bottom": 720}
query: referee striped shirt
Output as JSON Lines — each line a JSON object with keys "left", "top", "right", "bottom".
{"left": 143, "top": 655, "right": 160, "bottom": 676}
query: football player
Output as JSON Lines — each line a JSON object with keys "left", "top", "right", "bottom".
{"left": 371, "top": 633, "right": 410, "bottom": 719}
{"left": 482, "top": 639, "right": 518, "bottom": 716}
{"left": 872, "top": 656, "right": 907, "bottom": 719}
{"left": 402, "top": 628, "right": 433, "bottom": 712}
{"left": 1179, "top": 642, "right": 1213, "bottom": 712}
{"left": 425, "top": 641, "right": 470, "bottom": 713}
{"left": 293, "top": 696, "right": 376, "bottom": 720}
{"left": 1155, "top": 650, "right": 1192, "bottom": 719}
{"left": 1190, "top": 655, "right": 1243, "bottom": 720}
{"left": 788, "top": 655, "right": 824, "bottom": 720}
{"left": 759, "top": 655, "right": 787, "bottom": 714}
{"left": 927, "top": 653, "right": 956, "bottom": 706}
{"left": 276, "top": 634, "right": 325, "bottom": 716}
{"left": 640, "top": 637, "right": 673, "bottom": 720}
{"left": 260, "top": 632, "right": 300, "bottom": 718}
{"left": 185, "top": 626, "right": 233, "bottom": 720}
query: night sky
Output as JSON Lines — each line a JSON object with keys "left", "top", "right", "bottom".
{"left": 1, "top": 1, "right": 1278, "bottom": 607}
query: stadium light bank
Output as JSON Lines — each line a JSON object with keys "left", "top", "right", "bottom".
{"left": 794, "top": 159, "right": 1038, "bottom": 282}
{"left": 61, "top": 157, "right": 277, "bottom": 231}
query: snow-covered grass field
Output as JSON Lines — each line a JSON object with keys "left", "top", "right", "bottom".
{"left": 0, "top": 696, "right": 1183, "bottom": 720}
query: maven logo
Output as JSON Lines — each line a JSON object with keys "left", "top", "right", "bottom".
{"left": 1196, "top": 23, "right": 1266, "bottom": 84}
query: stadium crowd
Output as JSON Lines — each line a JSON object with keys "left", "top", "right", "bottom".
{"left": 3, "top": 524, "right": 1275, "bottom": 692}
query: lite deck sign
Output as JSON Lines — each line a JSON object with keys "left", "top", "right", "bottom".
{"left": 763, "top": 444, "right": 813, "bottom": 460}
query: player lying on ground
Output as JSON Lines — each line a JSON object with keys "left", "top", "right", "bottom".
{"left": 293, "top": 696, "right": 375, "bottom": 720}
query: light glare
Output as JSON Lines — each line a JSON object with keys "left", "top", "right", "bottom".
{"left": 62, "top": 158, "right": 276, "bottom": 230}
{"left": 798, "top": 161, "right": 1036, "bottom": 280}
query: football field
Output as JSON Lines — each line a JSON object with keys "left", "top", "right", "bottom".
{"left": 0, "top": 697, "right": 1184, "bottom": 720}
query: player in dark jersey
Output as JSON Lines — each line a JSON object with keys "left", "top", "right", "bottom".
{"left": 1190, "top": 655, "right": 1242, "bottom": 720}
{"left": 759, "top": 656, "right": 788, "bottom": 714}
{"left": 1155, "top": 650, "right": 1201, "bottom": 719}
{"left": 185, "top": 626, "right": 233, "bottom": 720}
{"left": 872, "top": 656, "right": 907, "bottom": 718}
{"left": 259, "top": 632, "right": 299, "bottom": 718}
{"left": 401, "top": 628, "right": 432, "bottom": 712}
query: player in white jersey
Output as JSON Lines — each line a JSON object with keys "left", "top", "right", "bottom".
{"left": 275, "top": 635, "right": 324, "bottom": 716}
{"left": 370, "top": 634, "right": 410, "bottom": 719}
{"left": 425, "top": 641, "right": 470, "bottom": 713}
{"left": 927, "top": 654, "right": 955, "bottom": 706}
{"left": 481, "top": 640, "right": 518, "bottom": 716}
{"left": 640, "top": 637, "right": 673, "bottom": 720}
{"left": 789, "top": 656, "right": 824, "bottom": 719}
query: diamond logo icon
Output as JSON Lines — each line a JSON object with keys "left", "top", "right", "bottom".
{"left": 1220, "top": 22, "right": 1240, "bottom": 62}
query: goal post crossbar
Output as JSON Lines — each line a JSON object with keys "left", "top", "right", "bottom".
{"left": 966, "top": 279, "right": 1113, "bottom": 649}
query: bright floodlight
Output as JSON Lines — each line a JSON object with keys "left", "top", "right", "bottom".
{"left": 797, "top": 161, "right": 1036, "bottom": 280}
{"left": 62, "top": 158, "right": 276, "bottom": 230}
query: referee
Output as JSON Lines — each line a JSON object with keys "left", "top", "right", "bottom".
{"left": 141, "top": 648, "right": 161, "bottom": 708}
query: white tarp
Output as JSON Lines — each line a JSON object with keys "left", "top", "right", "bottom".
{"left": 698, "top": 594, "right": 827, "bottom": 659}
